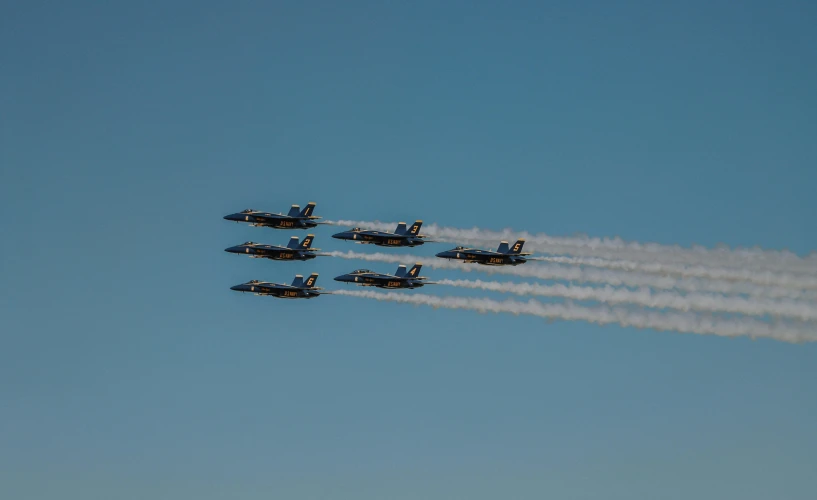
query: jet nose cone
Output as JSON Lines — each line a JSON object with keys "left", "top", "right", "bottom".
{"left": 225, "top": 246, "right": 238, "bottom": 253}
{"left": 435, "top": 252, "right": 447, "bottom": 258}
{"left": 230, "top": 285, "right": 241, "bottom": 291}
{"left": 331, "top": 232, "right": 343, "bottom": 239}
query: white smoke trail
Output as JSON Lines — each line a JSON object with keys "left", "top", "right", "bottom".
{"left": 333, "top": 290, "right": 817, "bottom": 343}
{"left": 326, "top": 251, "right": 817, "bottom": 301}
{"left": 328, "top": 220, "right": 817, "bottom": 276}
{"left": 437, "top": 279, "right": 817, "bottom": 321}
{"left": 539, "top": 256, "right": 817, "bottom": 290}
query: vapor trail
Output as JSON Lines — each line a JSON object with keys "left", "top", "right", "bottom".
{"left": 333, "top": 290, "right": 817, "bottom": 343}
{"left": 437, "top": 279, "right": 817, "bottom": 321}
{"left": 327, "top": 251, "right": 817, "bottom": 301}
{"left": 328, "top": 220, "right": 817, "bottom": 276}
{"left": 538, "top": 256, "right": 817, "bottom": 290}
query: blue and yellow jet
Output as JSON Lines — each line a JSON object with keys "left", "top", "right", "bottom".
{"left": 223, "top": 202, "right": 322, "bottom": 229}
{"left": 230, "top": 273, "right": 328, "bottom": 299}
{"left": 334, "top": 263, "right": 435, "bottom": 289}
{"left": 435, "top": 239, "right": 538, "bottom": 266}
{"left": 332, "top": 220, "right": 430, "bottom": 247}
{"left": 225, "top": 235, "right": 323, "bottom": 261}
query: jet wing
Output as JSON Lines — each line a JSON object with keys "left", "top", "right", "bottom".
{"left": 252, "top": 213, "right": 288, "bottom": 221}
{"left": 362, "top": 231, "right": 402, "bottom": 237}
{"left": 464, "top": 251, "right": 498, "bottom": 258}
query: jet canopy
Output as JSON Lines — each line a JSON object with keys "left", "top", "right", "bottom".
{"left": 350, "top": 227, "right": 362, "bottom": 232}
{"left": 352, "top": 269, "right": 372, "bottom": 274}
{"left": 241, "top": 209, "right": 254, "bottom": 213}
{"left": 248, "top": 280, "right": 261, "bottom": 284}
{"left": 242, "top": 241, "right": 255, "bottom": 245}
{"left": 455, "top": 246, "right": 465, "bottom": 250}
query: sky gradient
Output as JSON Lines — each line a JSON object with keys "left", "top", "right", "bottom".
{"left": 2, "top": 1, "right": 816, "bottom": 499}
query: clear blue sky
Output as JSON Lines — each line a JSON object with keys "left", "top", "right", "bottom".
{"left": 2, "top": 1, "right": 816, "bottom": 498}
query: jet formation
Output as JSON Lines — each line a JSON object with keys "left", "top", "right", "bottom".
{"left": 224, "top": 201, "right": 533, "bottom": 299}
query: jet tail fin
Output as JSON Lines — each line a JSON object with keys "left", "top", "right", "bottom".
{"left": 303, "top": 273, "right": 319, "bottom": 288}
{"left": 287, "top": 205, "right": 301, "bottom": 217}
{"left": 291, "top": 275, "right": 304, "bottom": 287}
{"left": 299, "top": 234, "right": 315, "bottom": 249}
{"left": 509, "top": 239, "right": 526, "bottom": 254}
{"left": 394, "top": 222, "right": 407, "bottom": 235}
{"left": 497, "top": 241, "right": 510, "bottom": 254}
{"left": 406, "top": 220, "right": 423, "bottom": 236}
{"left": 406, "top": 263, "right": 422, "bottom": 278}
{"left": 395, "top": 265, "right": 407, "bottom": 277}
{"left": 299, "top": 202, "right": 317, "bottom": 218}
{"left": 286, "top": 236, "right": 300, "bottom": 249}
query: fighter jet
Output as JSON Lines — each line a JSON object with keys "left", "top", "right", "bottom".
{"left": 331, "top": 220, "right": 430, "bottom": 247}
{"left": 223, "top": 202, "right": 322, "bottom": 229}
{"left": 435, "top": 239, "right": 538, "bottom": 266}
{"left": 224, "top": 235, "right": 323, "bottom": 261}
{"left": 334, "top": 263, "right": 434, "bottom": 289}
{"left": 230, "top": 273, "right": 328, "bottom": 299}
